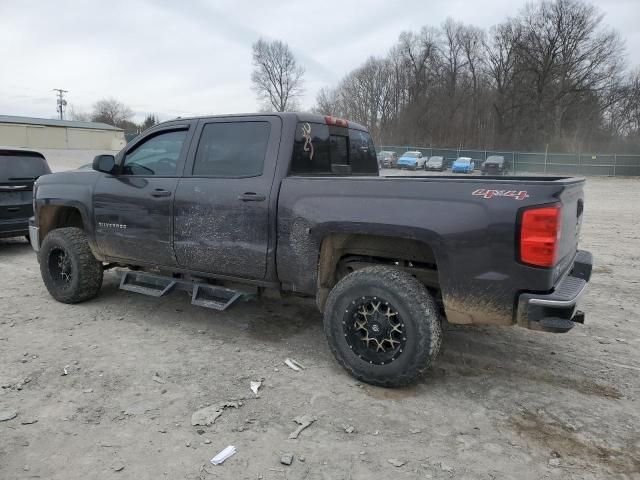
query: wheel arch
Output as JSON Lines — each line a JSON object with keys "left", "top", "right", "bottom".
{"left": 316, "top": 232, "right": 445, "bottom": 312}
{"left": 37, "top": 202, "right": 97, "bottom": 254}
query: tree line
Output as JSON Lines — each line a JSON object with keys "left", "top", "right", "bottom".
{"left": 69, "top": 98, "right": 158, "bottom": 135}
{"left": 304, "top": 0, "right": 639, "bottom": 153}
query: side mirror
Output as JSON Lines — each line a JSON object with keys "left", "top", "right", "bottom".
{"left": 92, "top": 154, "right": 116, "bottom": 174}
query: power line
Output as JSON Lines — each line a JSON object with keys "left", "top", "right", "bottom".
{"left": 53, "top": 88, "right": 68, "bottom": 120}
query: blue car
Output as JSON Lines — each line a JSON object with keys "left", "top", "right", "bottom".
{"left": 396, "top": 151, "right": 425, "bottom": 170}
{"left": 451, "top": 157, "right": 475, "bottom": 173}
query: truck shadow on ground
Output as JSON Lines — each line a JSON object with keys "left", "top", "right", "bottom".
{"left": 0, "top": 237, "right": 32, "bottom": 256}
{"left": 96, "top": 273, "right": 621, "bottom": 402}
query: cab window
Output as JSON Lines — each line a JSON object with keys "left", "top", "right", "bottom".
{"left": 122, "top": 130, "right": 187, "bottom": 176}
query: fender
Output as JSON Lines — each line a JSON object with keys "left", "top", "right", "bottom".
{"left": 35, "top": 172, "right": 102, "bottom": 258}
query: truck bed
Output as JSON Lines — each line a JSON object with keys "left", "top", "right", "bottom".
{"left": 276, "top": 174, "right": 585, "bottom": 326}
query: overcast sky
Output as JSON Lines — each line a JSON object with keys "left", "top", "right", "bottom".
{"left": 1, "top": 0, "right": 638, "bottom": 123}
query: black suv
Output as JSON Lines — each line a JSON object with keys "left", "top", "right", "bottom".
{"left": 1, "top": 148, "right": 51, "bottom": 239}
{"left": 481, "top": 155, "right": 508, "bottom": 175}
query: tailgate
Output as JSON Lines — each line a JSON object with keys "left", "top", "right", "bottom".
{"left": 0, "top": 183, "right": 34, "bottom": 220}
{"left": 555, "top": 180, "right": 585, "bottom": 279}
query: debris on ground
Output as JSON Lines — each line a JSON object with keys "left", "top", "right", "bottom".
{"left": 280, "top": 453, "right": 294, "bottom": 466}
{"left": 210, "top": 445, "right": 236, "bottom": 465}
{"left": 152, "top": 373, "right": 166, "bottom": 384}
{"left": 284, "top": 358, "right": 305, "bottom": 371}
{"left": 343, "top": 425, "right": 355, "bottom": 434}
{"left": 20, "top": 417, "right": 38, "bottom": 425}
{"left": 387, "top": 458, "right": 406, "bottom": 467}
{"left": 289, "top": 414, "right": 316, "bottom": 439}
{"left": 0, "top": 410, "right": 17, "bottom": 422}
{"left": 83, "top": 388, "right": 93, "bottom": 393}
{"left": 191, "top": 401, "right": 241, "bottom": 426}
{"left": 62, "top": 366, "right": 69, "bottom": 376}
{"left": 111, "top": 463, "right": 125, "bottom": 472}
{"left": 250, "top": 380, "right": 262, "bottom": 396}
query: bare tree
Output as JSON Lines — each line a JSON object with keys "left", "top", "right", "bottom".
{"left": 91, "top": 98, "right": 134, "bottom": 127}
{"left": 141, "top": 114, "right": 159, "bottom": 131}
{"left": 67, "top": 104, "right": 90, "bottom": 122}
{"left": 251, "top": 39, "right": 304, "bottom": 112}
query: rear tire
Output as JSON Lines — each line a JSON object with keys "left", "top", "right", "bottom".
{"left": 323, "top": 266, "right": 442, "bottom": 387}
{"left": 39, "top": 227, "right": 103, "bottom": 303}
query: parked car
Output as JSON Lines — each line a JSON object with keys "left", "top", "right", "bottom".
{"left": 452, "top": 157, "right": 475, "bottom": 173}
{"left": 29, "top": 113, "right": 591, "bottom": 387}
{"left": 377, "top": 150, "right": 398, "bottom": 169}
{"left": 396, "top": 151, "right": 425, "bottom": 170}
{"left": 1, "top": 148, "right": 51, "bottom": 240}
{"left": 425, "top": 156, "right": 445, "bottom": 171}
{"left": 482, "top": 155, "right": 507, "bottom": 175}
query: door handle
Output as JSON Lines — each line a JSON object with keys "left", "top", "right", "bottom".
{"left": 151, "top": 189, "right": 172, "bottom": 197}
{"left": 238, "top": 192, "right": 266, "bottom": 202}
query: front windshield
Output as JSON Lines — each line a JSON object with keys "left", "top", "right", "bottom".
{"left": 457, "top": 158, "right": 470, "bottom": 165}
{"left": 403, "top": 152, "right": 419, "bottom": 158}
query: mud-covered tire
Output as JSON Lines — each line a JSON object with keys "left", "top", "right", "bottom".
{"left": 323, "top": 266, "right": 442, "bottom": 387}
{"left": 39, "top": 227, "right": 103, "bottom": 303}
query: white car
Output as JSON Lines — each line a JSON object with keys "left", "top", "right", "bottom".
{"left": 397, "top": 151, "right": 426, "bottom": 170}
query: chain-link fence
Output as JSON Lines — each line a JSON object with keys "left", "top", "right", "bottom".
{"left": 378, "top": 145, "right": 640, "bottom": 176}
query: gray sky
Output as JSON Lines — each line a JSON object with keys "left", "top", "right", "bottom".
{"left": 1, "top": 0, "right": 638, "bottom": 123}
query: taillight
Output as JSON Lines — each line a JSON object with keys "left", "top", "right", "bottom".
{"left": 519, "top": 205, "right": 561, "bottom": 267}
{"left": 325, "top": 116, "right": 348, "bottom": 127}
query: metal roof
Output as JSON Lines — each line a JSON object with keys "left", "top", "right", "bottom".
{"left": 0, "top": 115, "right": 122, "bottom": 131}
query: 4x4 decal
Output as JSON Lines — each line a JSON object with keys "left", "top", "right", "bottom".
{"left": 472, "top": 188, "right": 529, "bottom": 201}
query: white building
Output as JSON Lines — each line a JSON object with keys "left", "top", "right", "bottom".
{"left": 0, "top": 115, "right": 126, "bottom": 151}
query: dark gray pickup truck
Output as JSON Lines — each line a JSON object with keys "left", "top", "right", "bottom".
{"left": 29, "top": 113, "right": 592, "bottom": 386}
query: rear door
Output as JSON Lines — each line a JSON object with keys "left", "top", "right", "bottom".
{"left": 93, "top": 124, "right": 194, "bottom": 266}
{"left": 173, "top": 116, "right": 281, "bottom": 279}
{"left": 0, "top": 150, "right": 51, "bottom": 233}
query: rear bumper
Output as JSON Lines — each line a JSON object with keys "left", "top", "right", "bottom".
{"left": 0, "top": 218, "right": 29, "bottom": 238}
{"left": 516, "top": 250, "right": 593, "bottom": 332}
{"left": 28, "top": 217, "right": 39, "bottom": 252}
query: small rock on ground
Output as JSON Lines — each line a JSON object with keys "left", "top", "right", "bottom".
{"left": 280, "top": 454, "right": 294, "bottom": 466}
{"left": 0, "top": 410, "right": 17, "bottom": 422}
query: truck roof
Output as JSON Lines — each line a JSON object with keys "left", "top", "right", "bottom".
{"left": 156, "top": 112, "right": 370, "bottom": 132}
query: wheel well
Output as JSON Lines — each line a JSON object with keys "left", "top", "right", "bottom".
{"left": 38, "top": 205, "right": 84, "bottom": 242}
{"left": 316, "top": 233, "right": 440, "bottom": 311}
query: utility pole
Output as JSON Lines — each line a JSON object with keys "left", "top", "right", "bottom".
{"left": 53, "top": 88, "right": 68, "bottom": 120}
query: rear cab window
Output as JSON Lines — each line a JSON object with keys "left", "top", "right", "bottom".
{"left": 290, "top": 121, "right": 378, "bottom": 176}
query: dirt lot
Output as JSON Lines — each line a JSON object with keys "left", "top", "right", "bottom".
{"left": 1, "top": 175, "right": 639, "bottom": 479}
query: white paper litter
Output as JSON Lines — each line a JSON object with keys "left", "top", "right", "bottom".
{"left": 250, "top": 381, "right": 262, "bottom": 395}
{"left": 210, "top": 445, "right": 236, "bottom": 465}
{"left": 284, "top": 358, "right": 305, "bottom": 371}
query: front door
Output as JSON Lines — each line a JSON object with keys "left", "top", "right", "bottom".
{"left": 93, "top": 125, "right": 193, "bottom": 266}
{"left": 173, "top": 116, "right": 281, "bottom": 280}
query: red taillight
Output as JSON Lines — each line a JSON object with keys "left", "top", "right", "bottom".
{"left": 519, "top": 205, "right": 561, "bottom": 267}
{"left": 325, "top": 115, "right": 348, "bottom": 127}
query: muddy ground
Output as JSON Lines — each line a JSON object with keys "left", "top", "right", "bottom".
{"left": 1, "top": 175, "right": 639, "bottom": 479}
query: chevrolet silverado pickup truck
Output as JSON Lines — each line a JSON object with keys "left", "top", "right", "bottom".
{"left": 29, "top": 113, "right": 593, "bottom": 387}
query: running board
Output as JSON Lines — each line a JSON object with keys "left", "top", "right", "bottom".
{"left": 118, "top": 270, "right": 253, "bottom": 311}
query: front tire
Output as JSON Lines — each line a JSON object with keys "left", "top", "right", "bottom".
{"left": 323, "top": 266, "right": 442, "bottom": 387}
{"left": 39, "top": 227, "right": 103, "bottom": 303}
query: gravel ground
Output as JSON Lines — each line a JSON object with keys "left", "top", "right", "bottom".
{"left": 1, "top": 175, "right": 639, "bottom": 479}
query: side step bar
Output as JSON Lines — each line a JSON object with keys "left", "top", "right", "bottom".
{"left": 118, "top": 270, "right": 253, "bottom": 311}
